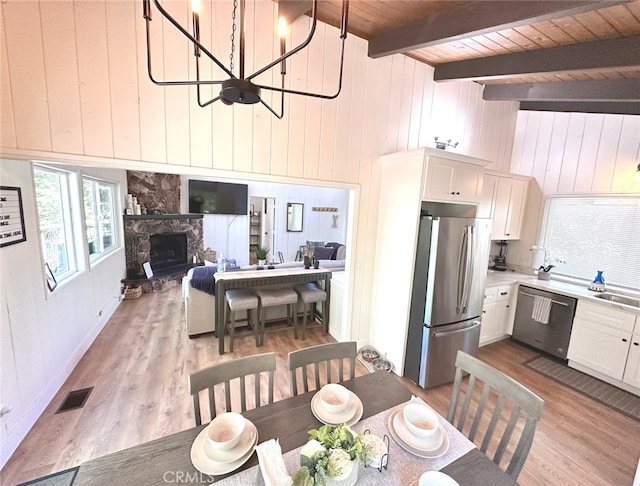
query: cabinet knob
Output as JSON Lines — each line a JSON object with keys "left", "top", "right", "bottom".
{"left": 482, "top": 310, "right": 486, "bottom": 314}
{"left": 456, "top": 192, "right": 460, "bottom": 195}
{"left": 500, "top": 292, "right": 508, "bottom": 295}
{"left": 505, "top": 233, "right": 510, "bottom": 236}
{"left": 622, "top": 338, "right": 628, "bottom": 342}
{"left": 450, "top": 192, "right": 456, "bottom": 195}
{"left": 506, "top": 305, "right": 510, "bottom": 308}
{"left": 634, "top": 342, "right": 639, "bottom": 346}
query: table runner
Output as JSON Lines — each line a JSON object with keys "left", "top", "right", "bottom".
{"left": 216, "top": 396, "right": 475, "bottom": 485}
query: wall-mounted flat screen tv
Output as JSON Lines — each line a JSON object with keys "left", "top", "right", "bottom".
{"left": 188, "top": 180, "right": 248, "bottom": 215}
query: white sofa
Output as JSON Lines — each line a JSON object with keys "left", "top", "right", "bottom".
{"left": 182, "top": 260, "right": 345, "bottom": 337}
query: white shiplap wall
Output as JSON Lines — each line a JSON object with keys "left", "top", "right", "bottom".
{"left": 508, "top": 111, "right": 640, "bottom": 269}
{"left": 0, "top": 0, "right": 519, "bottom": 465}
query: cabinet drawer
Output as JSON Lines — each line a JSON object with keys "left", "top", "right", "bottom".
{"left": 575, "top": 300, "right": 637, "bottom": 333}
{"left": 496, "top": 285, "right": 512, "bottom": 302}
{"left": 484, "top": 286, "right": 498, "bottom": 305}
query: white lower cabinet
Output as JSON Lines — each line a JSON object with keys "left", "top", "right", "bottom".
{"left": 567, "top": 300, "right": 638, "bottom": 387}
{"left": 480, "top": 285, "right": 512, "bottom": 346}
{"left": 623, "top": 334, "right": 640, "bottom": 388}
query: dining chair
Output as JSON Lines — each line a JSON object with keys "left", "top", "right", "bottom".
{"left": 288, "top": 342, "right": 357, "bottom": 396}
{"left": 446, "top": 350, "right": 544, "bottom": 480}
{"left": 188, "top": 352, "right": 276, "bottom": 425}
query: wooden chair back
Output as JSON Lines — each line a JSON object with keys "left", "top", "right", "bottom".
{"left": 447, "top": 350, "right": 544, "bottom": 480}
{"left": 188, "top": 352, "right": 276, "bottom": 425}
{"left": 288, "top": 342, "right": 357, "bottom": 396}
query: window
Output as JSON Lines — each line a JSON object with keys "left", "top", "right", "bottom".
{"left": 538, "top": 196, "right": 640, "bottom": 291}
{"left": 34, "top": 166, "right": 77, "bottom": 281}
{"left": 83, "top": 177, "right": 116, "bottom": 261}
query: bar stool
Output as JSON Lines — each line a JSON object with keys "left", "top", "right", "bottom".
{"left": 293, "top": 282, "right": 327, "bottom": 339}
{"left": 255, "top": 288, "right": 298, "bottom": 346}
{"left": 224, "top": 289, "right": 259, "bottom": 350}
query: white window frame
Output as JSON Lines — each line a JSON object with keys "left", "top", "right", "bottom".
{"left": 537, "top": 194, "right": 640, "bottom": 292}
{"left": 83, "top": 176, "right": 117, "bottom": 263}
{"left": 33, "top": 165, "right": 79, "bottom": 284}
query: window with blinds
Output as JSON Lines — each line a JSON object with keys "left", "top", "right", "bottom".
{"left": 538, "top": 196, "right": 640, "bottom": 291}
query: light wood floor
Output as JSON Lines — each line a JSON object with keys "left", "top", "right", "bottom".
{"left": 2, "top": 286, "right": 639, "bottom": 485}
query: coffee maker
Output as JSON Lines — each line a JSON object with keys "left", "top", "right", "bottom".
{"left": 493, "top": 240, "right": 508, "bottom": 271}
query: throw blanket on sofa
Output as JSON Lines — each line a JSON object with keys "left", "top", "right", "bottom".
{"left": 190, "top": 266, "right": 216, "bottom": 295}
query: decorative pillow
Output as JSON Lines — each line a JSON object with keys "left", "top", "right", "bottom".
{"left": 313, "top": 246, "right": 334, "bottom": 260}
{"left": 306, "top": 240, "right": 325, "bottom": 248}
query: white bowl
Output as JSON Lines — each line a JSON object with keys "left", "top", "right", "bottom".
{"left": 318, "top": 383, "right": 351, "bottom": 415}
{"left": 206, "top": 412, "right": 246, "bottom": 451}
{"left": 403, "top": 403, "right": 439, "bottom": 440}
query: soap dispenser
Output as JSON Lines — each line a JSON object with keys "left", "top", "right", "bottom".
{"left": 588, "top": 270, "right": 605, "bottom": 292}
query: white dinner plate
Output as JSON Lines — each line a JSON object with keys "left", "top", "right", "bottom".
{"left": 418, "top": 470, "right": 460, "bottom": 486}
{"left": 191, "top": 420, "right": 258, "bottom": 475}
{"left": 203, "top": 420, "right": 258, "bottom": 463}
{"left": 311, "top": 390, "right": 363, "bottom": 426}
{"left": 387, "top": 410, "right": 450, "bottom": 459}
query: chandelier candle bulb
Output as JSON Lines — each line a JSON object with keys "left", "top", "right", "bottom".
{"left": 279, "top": 17, "right": 287, "bottom": 75}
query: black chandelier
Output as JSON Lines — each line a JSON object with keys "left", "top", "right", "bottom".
{"left": 142, "top": 0, "right": 350, "bottom": 118}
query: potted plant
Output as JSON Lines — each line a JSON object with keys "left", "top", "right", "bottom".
{"left": 255, "top": 246, "right": 269, "bottom": 265}
{"left": 293, "top": 424, "right": 374, "bottom": 486}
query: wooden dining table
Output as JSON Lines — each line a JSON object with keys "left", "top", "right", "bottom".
{"left": 71, "top": 372, "right": 518, "bottom": 485}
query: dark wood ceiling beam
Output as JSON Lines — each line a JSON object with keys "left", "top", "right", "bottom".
{"left": 278, "top": 0, "right": 312, "bottom": 25}
{"left": 484, "top": 79, "right": 640, "bottom": 102}
{"left": 434, "top": 35, "right": 640, "bottom": 81}
{"left": 520, "top": 101, "right": 640, "bottom": 115}
{"left": 367, "top": 0, "right": 631, "bottom": 59}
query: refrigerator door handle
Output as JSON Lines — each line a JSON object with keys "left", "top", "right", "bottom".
{"left": 432, "top": 320, "right": 481, "bottom": 338}
{"left": 456, "top": 225, "right": 474, "bottom": 314}
{"left": 461, "top": 225, "right": 475, "bottom": 314}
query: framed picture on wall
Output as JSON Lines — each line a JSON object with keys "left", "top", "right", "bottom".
{"left": 44, "top": 262, "right": 57, "bottom": 292}
{"left": 0, "top": 186, "right": 27, "bottom": 247}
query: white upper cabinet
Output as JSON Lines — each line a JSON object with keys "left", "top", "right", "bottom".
{"left": 480, "top": 173, "right": 530, "bottom": 240}
{"left": 422, "top": 157, "right": 483, "bottom": 204}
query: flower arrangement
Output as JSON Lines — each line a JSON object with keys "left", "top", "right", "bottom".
{"left": 293, "top": 424, "right": 373, "bottom": 486}
{"left": 530, "top": 245, "right": 565, "bottom": 272}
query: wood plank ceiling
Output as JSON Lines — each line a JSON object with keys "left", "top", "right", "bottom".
{"left": 279, "top": 0, "right": 640, "bottom": 114}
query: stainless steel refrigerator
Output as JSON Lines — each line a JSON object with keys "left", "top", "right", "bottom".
{"left": 404, "top": 214, "right": 491, "bottom": 388}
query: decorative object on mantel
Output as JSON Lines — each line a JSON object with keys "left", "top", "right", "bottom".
{"left": 0, "top": 186, "right": 27, "bottom": 248}
{"left": 589, "top": 270, "right": 606, "bottom": 292}
{"left": 141, "top": 0, "right": 349, "bottom": 118}
{"left": 433, "top": 136, "right": 459, "bottom": 150}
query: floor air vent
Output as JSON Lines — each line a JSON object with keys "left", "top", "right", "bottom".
{"left": 56, "top": 387, "right": 93, "bottom": 413}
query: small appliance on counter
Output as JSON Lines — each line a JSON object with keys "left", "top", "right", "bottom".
{"left": 492, "top": 240, "right": 508, "bottom": 271}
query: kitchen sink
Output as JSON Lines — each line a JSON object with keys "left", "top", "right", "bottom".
{"left": 594, "top": 293, "right": 640, "bottom": 308}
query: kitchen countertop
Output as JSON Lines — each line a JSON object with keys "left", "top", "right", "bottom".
{"left": 485, "top": 270, "right": 640, "bottom": 315}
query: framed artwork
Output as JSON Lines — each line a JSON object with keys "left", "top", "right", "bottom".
{"left": 44, "top": 262, "right": 57, "bottom": 291}
{"left": 0, "top": 186, "right": 27, "bottom": 247}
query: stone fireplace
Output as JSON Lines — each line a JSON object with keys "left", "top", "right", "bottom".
{"left": 124, "top": 214, "right": 203, "bottom": 279}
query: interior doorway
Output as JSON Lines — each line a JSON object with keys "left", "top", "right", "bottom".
{"left": 249, "top": 196, "right": 276, "bottom": 264}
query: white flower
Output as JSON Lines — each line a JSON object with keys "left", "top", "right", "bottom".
{"left": 299, "top": 439, "right": 325, "bottom": 459}
{"left": 327, "top": 448, "right": 353, "bottom": 479}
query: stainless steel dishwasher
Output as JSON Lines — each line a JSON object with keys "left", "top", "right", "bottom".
{"left": 512, "top": 285, "right": 577, "bottom": 359}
